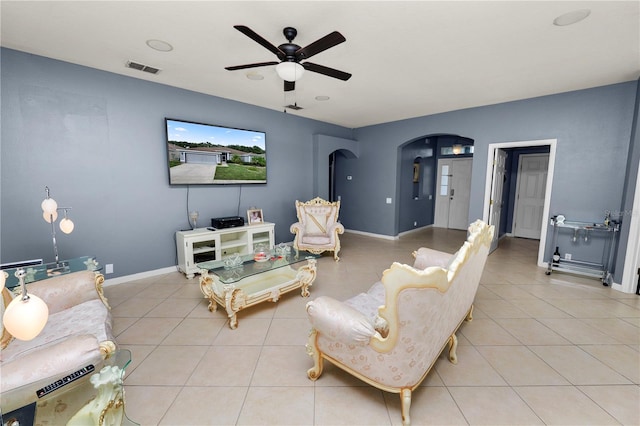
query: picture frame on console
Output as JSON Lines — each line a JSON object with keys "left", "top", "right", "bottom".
{"left": 247, "top": 209, "right": 263, "bottom": 224}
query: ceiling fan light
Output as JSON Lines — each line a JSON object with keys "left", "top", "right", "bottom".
{"left": 276, "top": 62, "right": 305, "bottom": 82}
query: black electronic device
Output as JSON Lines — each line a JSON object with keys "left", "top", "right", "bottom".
{"left": 211, "top": 216, "right": 245, "bottom": 229}
{"left": 36, "top": 364, "right": 95, "bottom": 398}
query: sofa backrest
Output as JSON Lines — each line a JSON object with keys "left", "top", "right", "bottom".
{"left": 370, "top": 220, "right": 494, "bottom": 362}
{"left": 26, "top": 270, "right": 107, "bottom": 314}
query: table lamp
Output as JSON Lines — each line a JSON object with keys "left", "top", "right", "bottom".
{"left": 2, "top": 268, "right": 49, "bottom": 340}
{"left": 42, "top": 186, "right": 74, "bottom": 269}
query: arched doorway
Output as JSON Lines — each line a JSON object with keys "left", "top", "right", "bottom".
{"left": 398, "top": 134, "right": 474, "bottom": 234}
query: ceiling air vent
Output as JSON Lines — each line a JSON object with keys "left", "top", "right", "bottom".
{"left": 126, "top": 60, "right": 161, "bottom": 75}
{"left": 285, "top": 104, "right": 303, "bottom": 110}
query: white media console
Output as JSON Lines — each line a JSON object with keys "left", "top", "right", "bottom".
{"left": 176, "top": 222, "right": 275, "bottom": 279}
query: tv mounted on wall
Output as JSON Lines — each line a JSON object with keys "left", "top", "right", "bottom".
{"left": 165, "top": 118, "right": 267, "bottom": 185}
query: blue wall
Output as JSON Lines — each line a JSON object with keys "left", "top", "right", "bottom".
{"left": 2, "top": 48, "right": 638, "bottom": 284}
{"left": 0, "top": 49, "right": 353, "bottom": 277}
{"left": 346, "top": 81, "right": 637, "bottom": 280}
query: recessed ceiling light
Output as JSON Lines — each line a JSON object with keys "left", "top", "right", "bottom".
{"left": 146, "top": 39, "right": 173, "bottom": 52}
{"left": 315, "top": 96, "right": 330, "bottom": 101}
{"left": 553, "top": 9, "right": 591, "bottom": 26}
{"left": 246, "top": 72, "right": 264, "bottom": 81}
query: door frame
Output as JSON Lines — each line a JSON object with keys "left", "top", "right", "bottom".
{"left": 619, "top": 159, "right": 640, "bottom": 293}
{"left": 482, "top": 139, "right": 557, "bottom": 267}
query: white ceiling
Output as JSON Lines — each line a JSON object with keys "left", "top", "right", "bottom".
{"left": 1, "top": 1, "right": 638, "bottom": 128}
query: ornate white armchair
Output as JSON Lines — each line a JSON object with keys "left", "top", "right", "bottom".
{"left": 290, "top": 197, "right": 344, "bottom": 261}
{"left": 305, "top": 220, "right": 494, "bottom": 425}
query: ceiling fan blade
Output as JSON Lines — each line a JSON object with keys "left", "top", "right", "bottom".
{"left": 225, "top": 61, "right": 279, "bottom": 71}
{"left": 302, "top": 62, "right": 352, "bottom": 81}
{"left": 233, "top": 25, "right": 285, "bottom": 59}
{"left": 284, "top": 81, "right": 295, "bottom": 92}
{"left": 295, "top": 31, "right": 346, "bottom": 60}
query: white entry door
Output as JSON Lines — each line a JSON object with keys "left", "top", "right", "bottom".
{"left": 513, "top": 153, "right": 549, "bottom": 239}
{"left": 434, "top": 158, "right": 472, "bottom": 230}
{"left": 488, "top": 149, "right": 508, "bottom": 252}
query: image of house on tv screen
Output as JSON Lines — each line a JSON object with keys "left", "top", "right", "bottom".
{"left": 166, "top": 118, "right": 267, "bottom": 185}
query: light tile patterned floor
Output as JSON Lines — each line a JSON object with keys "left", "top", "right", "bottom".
{"left": 104, "top": 228, "right": 640, "bottom": 425}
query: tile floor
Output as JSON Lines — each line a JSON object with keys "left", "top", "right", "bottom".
{"left": 104, "top": 228, "right": 640, "bottom": 425}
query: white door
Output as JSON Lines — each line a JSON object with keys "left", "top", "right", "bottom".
{"left": 434, "top": 158, "right": 472, "bottom": 230}
{"left": 449, "top": 159, "right": 472, "bottom": 230}
{"left": 513, "top": 154, "right": 549, "bottom": 239}
{"left": 489, "top": 149, "right": 508, "bottom": 252}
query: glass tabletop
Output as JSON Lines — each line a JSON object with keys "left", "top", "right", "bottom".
{"left": 2, "top": 256, "right": 102, "bottom": 288}
{"left": 0, "top": 349, "right": 136, "bottom": 424}
{"left": 197, "top": 250, "right": 320, "bottom": 284}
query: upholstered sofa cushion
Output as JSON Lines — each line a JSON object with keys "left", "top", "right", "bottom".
{"left": 306, "top": 296, "right": 376, "bottom": 344}
{"left": 412, "top": 247, "right": 453, "bottom": 270}
{"left": 1, "top": 334, "right": 104, "bottom": 394}
{"left": 0, "top": 299, "right": 113, "bottom": 365}
{"left": 344, "top": 281, "right": 388, "bottom": 333}
{"left": 301, "top": 234, "right": 332, "bottom": 245}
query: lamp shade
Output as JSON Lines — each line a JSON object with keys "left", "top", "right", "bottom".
{"left": 59, "top": 217, "right": 75, "bottom": 234}
{"left": 43, "top": 210, "right": 59, "bottom": 223}
{"left": 41, "top": 197, "right": 58, "bottom": 214}
{"left": 3, "top": 294, "right": 49, "bottom": 340}
{"left": 276, "top": 62, "right": 305, "bottom": 82}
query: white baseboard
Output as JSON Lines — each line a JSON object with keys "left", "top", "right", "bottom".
{"left": 398, "top": 224, "right": 434, "bottom": 237}
{"left": 344, "top": 225, "right": 434, "bottom": 240}
{"left": 343, "top": 228, "right": 398, "bottom": 240}
{"left": 103, "top": 266, "right": 179, "bottom": 287}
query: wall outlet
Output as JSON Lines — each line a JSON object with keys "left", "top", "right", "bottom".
{"left": 105, "top": 264, "right": 114, "bottom": 274}
{"left": 413, "top": 221, "right": 417, "bottom": 227}
{"left": 386, "top": 197, "right": 392, "bottom": 204}
{"left": 564, "top": 253, "right": 572, "bottom": 260}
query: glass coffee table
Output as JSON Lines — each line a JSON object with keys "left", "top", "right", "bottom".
{"left": 197, "top": 251, "right": 319, "bottom": 329}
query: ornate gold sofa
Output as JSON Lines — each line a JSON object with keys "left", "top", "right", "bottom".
{"left": 305, "top": 220, "right": 494, "bottom": 425}
{"left": 1, "top": 270, "right": 116, "bottom": 414}
{"left": 290, "top": 197, "right": 344, "bottom": 261}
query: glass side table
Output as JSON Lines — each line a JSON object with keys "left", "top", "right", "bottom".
{"left": 2, "top": 256, "right": 102, "bottom": 288}
{"left": 1, "top": 349, "right": 138, "bottom": 426}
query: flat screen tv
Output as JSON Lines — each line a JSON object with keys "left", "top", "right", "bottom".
{"left": 165, "top": 118, "right": 267, "bottom": 185}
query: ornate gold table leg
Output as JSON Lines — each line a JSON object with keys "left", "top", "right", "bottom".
{"left": 223, "top": 284, "right": 244, "bottom": 330}
{"left": 199, "top": 271, "right": 218, "bottom": 312}
{"left": 297, "top": 258, "right": 317, "bottom": 298}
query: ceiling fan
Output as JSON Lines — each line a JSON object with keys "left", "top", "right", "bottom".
{"left": 225, "top": 25, "right": 352, "bottom": 92}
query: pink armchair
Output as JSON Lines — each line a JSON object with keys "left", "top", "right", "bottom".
{"left": 290, "top": 197, "right": 344, "bottom": 261}
{"left": 305, "top": 220, "right": 494, "bottom": 425}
